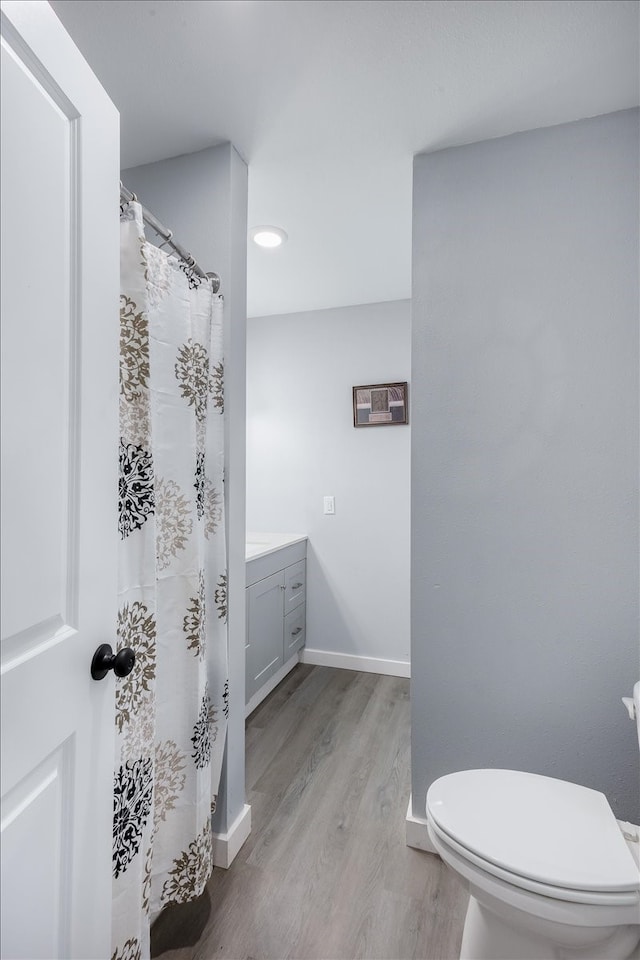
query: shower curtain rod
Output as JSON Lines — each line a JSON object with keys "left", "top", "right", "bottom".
{"left": 120, "top": 182, "right": 221, "bottom": 293}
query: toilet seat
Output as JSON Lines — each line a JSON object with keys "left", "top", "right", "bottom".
{"left": 426, "top": 769, "right": 640, "bottom": 906}
{"left": 428, "top": 816, "right": 639, "bottom": 907}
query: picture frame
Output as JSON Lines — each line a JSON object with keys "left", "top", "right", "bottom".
{"left": 352, "top": 381, "right": 408, "bottom": 427}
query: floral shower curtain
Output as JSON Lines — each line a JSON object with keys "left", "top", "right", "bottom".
{"left": 113, "top": 201, "right": 228, "bottom": 960}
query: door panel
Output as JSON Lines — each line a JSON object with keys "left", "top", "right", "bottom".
{"left": 1, "top": 23, "right": 77, "bottom": 643}
{"left": 1, "top": 740, "right": 73, "bottom": 960}
{"left": 0, "top": 3, "right": 118, "bottom": 957}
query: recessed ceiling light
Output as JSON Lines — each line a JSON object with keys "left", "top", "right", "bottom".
{"left": 250, "top": 225, "right": 288, "bottom": 248}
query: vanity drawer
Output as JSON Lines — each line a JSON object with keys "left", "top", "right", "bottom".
{"left": 284, "top": 559, "right": 305, "bottom": 612}
{"left": 284, "top": 604, "right": 306, "bottom": 657}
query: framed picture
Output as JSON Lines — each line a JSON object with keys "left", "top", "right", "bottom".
{"left": 352, "top": 381, "right": 408, "bottom": 427}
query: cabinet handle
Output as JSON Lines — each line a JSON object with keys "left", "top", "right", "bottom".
{"left": 291, "top": 582, "right": 303, "bottom": 589}
{"left": 291, "top": 627, "right": 302, "bottom": 636}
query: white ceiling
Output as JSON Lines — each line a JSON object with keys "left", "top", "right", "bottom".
{"left": 51, "top": 0, "right": 639, "bottom": 318}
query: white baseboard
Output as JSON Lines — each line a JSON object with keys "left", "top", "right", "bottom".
{"left": 406, "top": 795, "right": 437, "bottom": 854}
{"left": 245, "top": 652, "right": 300, "bottom": 718}
{"left": 212, "top": 803, "right": 252, "bottom": 869}
{"left": 300, "top": 647, "right": 410, "bottom": 678}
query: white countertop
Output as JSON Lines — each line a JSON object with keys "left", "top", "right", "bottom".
{"left": 245, "top": 532, "right": 307, "bottom": 561}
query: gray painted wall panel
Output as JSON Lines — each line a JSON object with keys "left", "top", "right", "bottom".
{"left": 410, "top": 110, "right": 639, "bottom": 823}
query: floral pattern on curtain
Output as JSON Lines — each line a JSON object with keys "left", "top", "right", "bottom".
{"left": 113, "top": 202, "right": 228, "bottom": 960}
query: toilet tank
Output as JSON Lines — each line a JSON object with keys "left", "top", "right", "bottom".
{"left": 622, "top": 681, "right": 640, "bottom": 750}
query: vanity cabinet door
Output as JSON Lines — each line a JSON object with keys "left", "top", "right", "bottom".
{"left": 246, "top": 571, "right": 285, "bottom": 701}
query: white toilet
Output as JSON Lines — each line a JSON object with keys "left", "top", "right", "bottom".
{"left": 426, "top": 683, "right": 640, "bottom": 960}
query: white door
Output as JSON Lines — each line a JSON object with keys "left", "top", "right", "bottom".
{"left": 0, "top": 2, "right": 119, "bottom": 957}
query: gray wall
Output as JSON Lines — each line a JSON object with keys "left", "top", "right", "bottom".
{"left": 411, "top": 109, "right": 639, "bottom": 823}
{"left": 246, "top": 300, "right": 411, "bottom": 668}
{"left": 123, "top": 144, "right": 248, "bottom": 834}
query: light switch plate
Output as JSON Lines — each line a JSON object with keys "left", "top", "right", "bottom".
{"left": 323, "top": 496, "right": 335, "bottom": 515}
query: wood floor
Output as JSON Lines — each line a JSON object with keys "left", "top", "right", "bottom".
{"left": 151, "top": 665, "right": 468, "bottom": 960}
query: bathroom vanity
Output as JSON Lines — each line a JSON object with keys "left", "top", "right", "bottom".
{"left": 245, "top": 533, "right": 307, "bottom": 715}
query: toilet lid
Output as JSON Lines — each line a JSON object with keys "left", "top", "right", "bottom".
{"left": 427, "top": 770, "right": 640, "bottom": 893}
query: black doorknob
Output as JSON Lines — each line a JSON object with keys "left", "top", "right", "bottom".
{"left": 91, "top": 643, "right": 136, "bottom": 681}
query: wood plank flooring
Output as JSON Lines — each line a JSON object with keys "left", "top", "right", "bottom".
{"left": 151, "top": 665, "right": 467, "bottom": 960}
